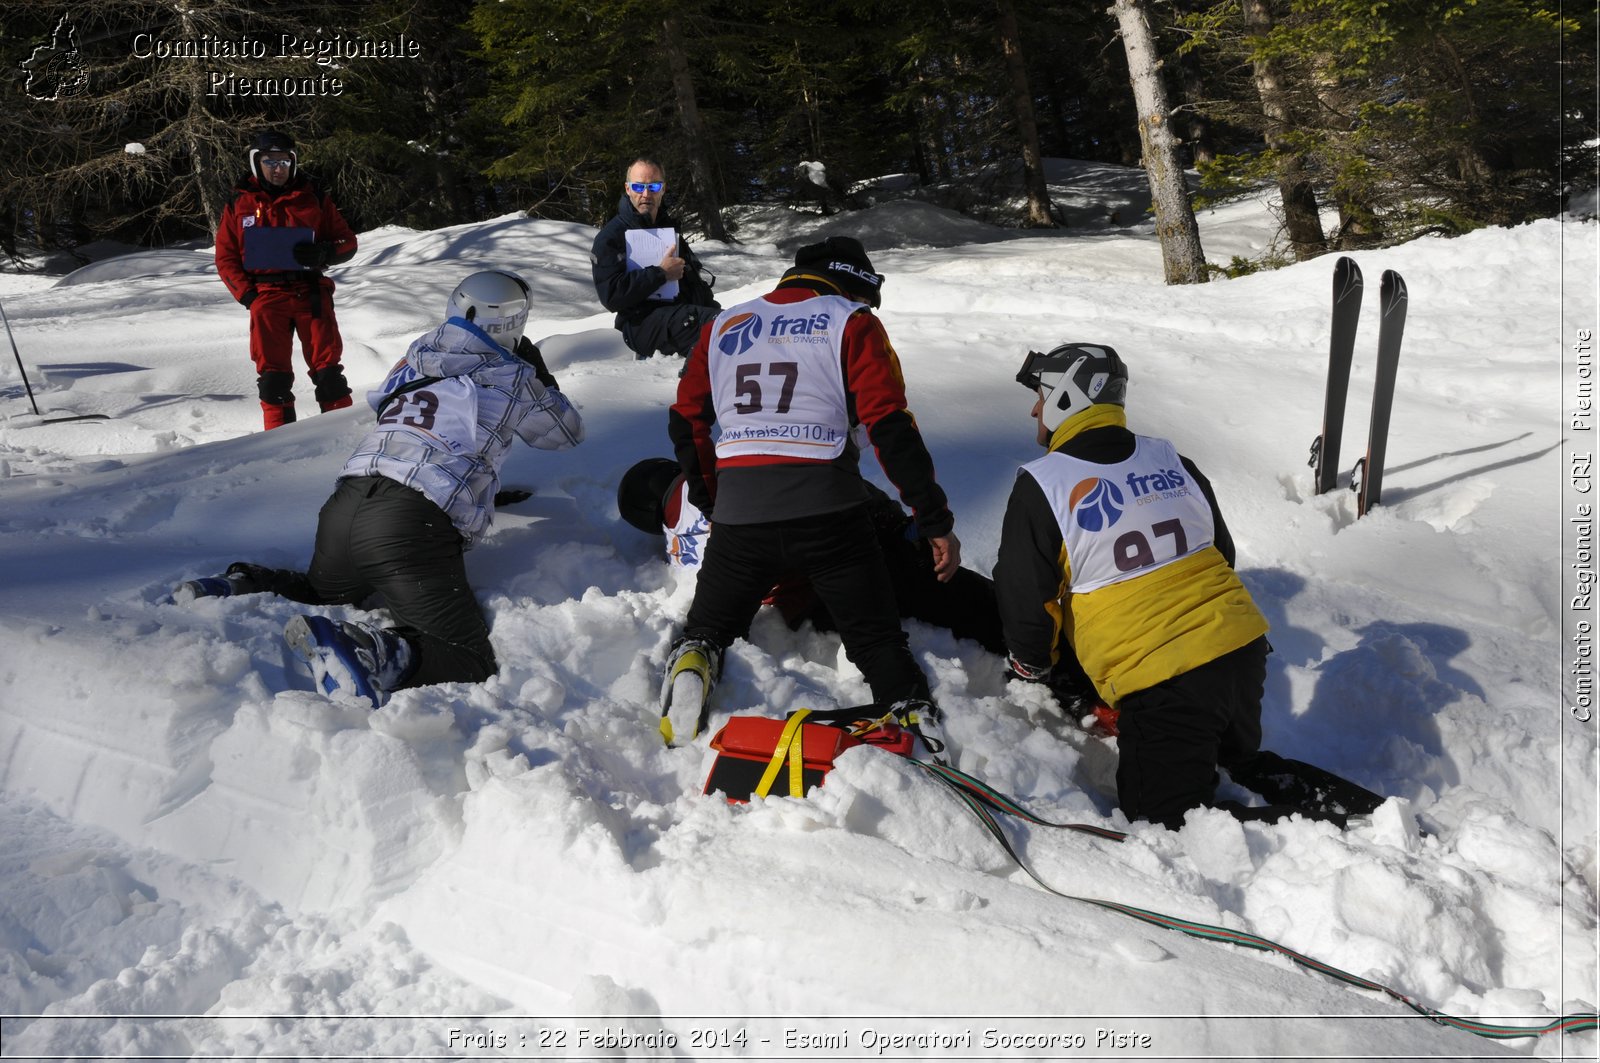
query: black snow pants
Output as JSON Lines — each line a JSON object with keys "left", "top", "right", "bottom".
{"left": 683, "top": 504, "right": 931, "bottom": 707}
{"left": 294, "top": 475, "right": 497, "bottom": 688}
{"left": 1113, "top": 636, "right": 1270, "bottom": 828}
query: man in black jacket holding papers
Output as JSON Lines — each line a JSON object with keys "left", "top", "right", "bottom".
{"left": 590, "top": 157, "right": 720, "bottom": 360}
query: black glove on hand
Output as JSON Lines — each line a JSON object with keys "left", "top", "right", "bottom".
{"left": 493, "top": 488, "right": 533, "bottom": 507}
{"left": 514, "top": 336, "right": 558, "bottom": 389}
{"left": 292, "top": 241, "right": 333, "bottom": 269}
{"left": 239, "top": 288, "right": 258, "bottom": 309}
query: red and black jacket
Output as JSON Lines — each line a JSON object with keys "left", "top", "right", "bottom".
{"left": 668, "top": 276, "right": 953, "bottom": 537}
{"left": 214, "top": 174, "right": 358, "bottom": 306}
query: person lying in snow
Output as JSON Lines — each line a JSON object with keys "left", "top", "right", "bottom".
{"left": 617, "top": 457, "right": 1007, "bottom": 654}
{"left": 173, "top": 270, "right": 584, "bottom": 706}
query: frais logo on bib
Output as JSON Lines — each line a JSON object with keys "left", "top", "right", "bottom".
{"left": 1126, "top": 467, "right": 1189, "bottom": 498}
{"left": 1069, "top": 477, "right": 1125, "bottom": 531}
{"left": 716, "top": 312, "right": 763, "bottom": 356}
{"left": 769, "top": 311, "right": 831, "bottom": 337}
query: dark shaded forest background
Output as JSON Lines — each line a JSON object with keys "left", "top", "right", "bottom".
{"left": 2, "top": 0, "right": 1594, "bottom": 271}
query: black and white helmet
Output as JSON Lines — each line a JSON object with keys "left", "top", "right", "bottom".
{"left": 249, "top": 129, "right": 298, "bottom": 183}
{"left": 1016, "top": 342, "right": 1128, "bottom": 432}
{"left": 446, "top": 270, "right": 531, "bottom": 352}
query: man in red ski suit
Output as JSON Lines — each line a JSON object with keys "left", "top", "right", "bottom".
{"left": 215, "top": 130, "right": 357, "bottom": 430}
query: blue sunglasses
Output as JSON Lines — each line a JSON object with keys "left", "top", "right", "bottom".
{"left": 628, "top": 181, "right": 664, "bottom": 194}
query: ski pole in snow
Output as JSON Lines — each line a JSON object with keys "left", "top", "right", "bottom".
{"left": 0, "top": 295, "right": 107, "bottom": 423}
{"left": 0, "top": 297, "right": 42, "bottom": 417}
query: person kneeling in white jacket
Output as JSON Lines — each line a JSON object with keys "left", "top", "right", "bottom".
{"left": 178, "top": 270, "right": 585, "bottom": 706}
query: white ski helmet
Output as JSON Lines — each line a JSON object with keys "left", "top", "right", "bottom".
{"left": 1016, "top": 342, "right": 1128, "bottom": 432}
{"left": 445, "top": 270, "right": 531, "bottom": 351}
{"left": 249, "top": 129, "right": 298, "bottom": 183}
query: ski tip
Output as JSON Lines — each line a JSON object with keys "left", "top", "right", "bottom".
{"left": 1332, "top": 257, "right": 1363, "bottom": 301}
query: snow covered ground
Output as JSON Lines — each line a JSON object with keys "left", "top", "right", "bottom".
{"left": 0, "top": 159, "right": 1595, "bottom": 1060}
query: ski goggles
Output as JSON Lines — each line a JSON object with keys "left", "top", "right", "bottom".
{"left": 1015, "top": 348, "right": 1078, "bottom": 392}
{"left": 628, "top": 181, "right": 665, "bottom": 193}
{"left": 1016, "top": 343, "right": 1120, "bottom": 392}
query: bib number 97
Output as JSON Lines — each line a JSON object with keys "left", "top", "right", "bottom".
{"left": 1114, "top": 518, "right": 1189, "bottom": 572}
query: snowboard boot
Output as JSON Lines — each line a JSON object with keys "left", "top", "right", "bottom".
{"left": 172, "top": 562, "right": 273, "bottom": 603}
{"left": 284, "top": 614, "right": 416, "bottom": 708}
{"left": 658, "top": 636, "right": 722, "bottom": 746}
{"left": 889, "top": 698, "right": 950, "bottom": 765}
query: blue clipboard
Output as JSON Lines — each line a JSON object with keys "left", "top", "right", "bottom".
{"left": 243, "top": 225, "right": 315, "bottom": 270}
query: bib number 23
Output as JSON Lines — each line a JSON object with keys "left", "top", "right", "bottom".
{"left": 378, "top": 389, "right": 439, "bottom": 431}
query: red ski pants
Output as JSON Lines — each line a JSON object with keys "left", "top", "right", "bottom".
{"left": 248, "top": 284, "right": 343, "bottom": 378}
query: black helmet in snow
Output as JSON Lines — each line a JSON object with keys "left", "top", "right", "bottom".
{"left": 617, "top": 458, "right": 682, "bottom": 535}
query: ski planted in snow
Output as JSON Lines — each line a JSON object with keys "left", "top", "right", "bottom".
{"left": 1352, "top": 270, "right": 1408, "bottom": 517}
{"left": 1309, "top": 256, "right": 1363, "bottom": 494}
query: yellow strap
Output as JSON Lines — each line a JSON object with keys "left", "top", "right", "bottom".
{"left": 786, "top": 709, "right": 811, "bottom": 796}
{"left": 753, "top": 709, "right": 812, "bottom": 799}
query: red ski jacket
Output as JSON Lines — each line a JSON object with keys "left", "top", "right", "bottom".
{"left": 669, "top": 279, "right": 953, "bottom": 537}
{"left": 214, "top": 175, "right": 357, "bottom": 305}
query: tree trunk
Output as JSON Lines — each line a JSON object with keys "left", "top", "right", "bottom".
{"left": 916, "top": 77, "right": 948, "bottom": 184}
{"left": 175, "top": 5, "right": 222, "bottom": 227}
{"left": 660, "top": 14, "right": 729, "bottom": 242}
{"left": 1241, "top": 0, "right": 1324, "bottom": 259}
{"left": 1110, "top": 0, "right": 1208, "bottom": 284}
{"left": 996, "top": 0, "right": 1057, "bottom": 226}
{"left": 1308, "top": 70, "right": 1380, "bottom": 247}
{"left": 1432, "top": 33, "right": 1504, "bottom": 187}
{"left": 1170, "top": 0, "right": 1216, "bottom": 165}
{"left": 795, "top": 40, "right": 824, "bottom": 160}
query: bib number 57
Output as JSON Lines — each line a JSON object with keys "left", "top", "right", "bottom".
{"left": 733, "top": 361, "right": 799, "bottom": 414}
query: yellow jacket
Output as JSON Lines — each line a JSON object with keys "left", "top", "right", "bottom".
{"left": 994, "top": 405, "right": 1267, "bottom": 706}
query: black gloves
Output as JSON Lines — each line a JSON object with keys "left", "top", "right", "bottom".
{"left": 515, "top": 336, "right": 558, "bottom": 389}
{"left": 493, "top": 488, "right": 533, "bottom": 507}
{"left": 292, "top": 241, "right": 334, "bottom": 269}
{"left": 239, "top": 288, "right": 258, "bottom": 309}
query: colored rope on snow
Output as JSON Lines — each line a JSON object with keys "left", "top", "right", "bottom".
{"left": 910, "top": 760, "right": 1598, "bottom": 1043}
{"left": 918, "top": 760, "right": 1128, "bottom": 841}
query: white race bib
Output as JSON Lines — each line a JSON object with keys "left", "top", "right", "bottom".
{"left": 706, "top": 294, "right": 857, "bottom": 462}
{"left": 372, "top": 376, "right": 479, "bottom": 455}
{"left": 1024, "top": 436, "right": 1214, "bottom": 592}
